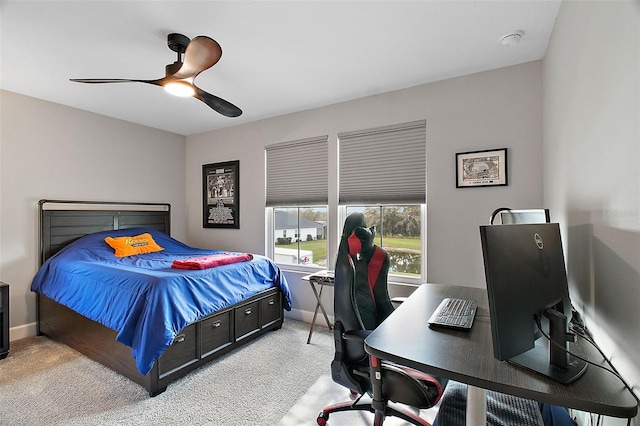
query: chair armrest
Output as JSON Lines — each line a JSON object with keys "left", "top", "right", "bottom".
{"left": 343, "top": 329, "right": 372, "bottom": 342}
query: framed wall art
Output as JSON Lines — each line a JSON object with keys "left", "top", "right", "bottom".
{"left": 203, "top": 160, "right": 240, "bottom": 228}
{"left": 456, "top": 148, "right": 508, "bottom": 188}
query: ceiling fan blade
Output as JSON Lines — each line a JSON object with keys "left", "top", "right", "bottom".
{"left": 193, "top": 86, "right": 242, "bottom": 117}
{"left": 70, "top": 78, "right": 164, "bottom": 85}
{"left": 71, "top": 78, "right": 139, "bottom": 83}
{"left": 173, "top": 36, "right": 222, "bottom": 79}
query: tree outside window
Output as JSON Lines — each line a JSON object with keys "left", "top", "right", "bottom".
{"left": 345, "top": 205, "right": 421, "bottom": 277}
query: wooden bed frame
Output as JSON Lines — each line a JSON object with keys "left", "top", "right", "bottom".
{"left": 36, "top": 200, "right": 285, "bottom": 396}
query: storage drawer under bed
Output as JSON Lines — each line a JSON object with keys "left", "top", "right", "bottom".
{"left": 201, "top": 310, "right": 233, "bottom": 357}
{"left": 158, "top": 323, "right": 198, "bottom": 377}
{"left": 235, "top": 300, "right": 260, "bottom": 340}
{"left": 260, "top": 293, "right": 282, "bottom": 328}
{"left": 156, "top": 288, "right": 283, "bottom": 377}
{"left": 234, "top": 288, "right": 283, "bottom": 340}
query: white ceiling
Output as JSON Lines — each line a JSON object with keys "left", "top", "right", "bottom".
{"left": 1, "top": 1, "right": 561, "bottom": 136}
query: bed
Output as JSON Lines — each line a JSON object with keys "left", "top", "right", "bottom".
{"left": 32, "top": 200, "right": 291, "bottom": 396}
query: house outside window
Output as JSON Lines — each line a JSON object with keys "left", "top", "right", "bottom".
{"left": 273, "top": 207, "right": 327, "bottom": 267}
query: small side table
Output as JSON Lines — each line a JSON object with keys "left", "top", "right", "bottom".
{"left": 302, "top": 271, "right": 334, "bottom": 344}
{"left": 0, "top": 282, "right": 9, "bottom": 360}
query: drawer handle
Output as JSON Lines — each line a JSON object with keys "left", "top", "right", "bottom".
{"left": 268, "top": 299, "right": 275, "bottom": 305}
{"left": 244, "top": 308, "right": 252, "bottom": 316}
{"left": 212, "top": 320, "right": 222, "bottom": 328}
{"left": 174, "top": 334, "right": 185, "bottom": 344}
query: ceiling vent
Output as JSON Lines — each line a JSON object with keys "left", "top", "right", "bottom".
{"left": 500, "top": 31, "right": 524, "bottom": 47}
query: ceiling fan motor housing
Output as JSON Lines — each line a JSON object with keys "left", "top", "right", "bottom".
{"left": 166, "top": 33, "right": 190, "bottom": 76}
{"left": 166, "top": 62, "right": 182, "bottom": 77}
{"left": 167, "top": 33, "right": 190, "bottom": 53}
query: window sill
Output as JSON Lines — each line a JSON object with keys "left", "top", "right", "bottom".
{"left": 276, "top": 263, "right": 423, "bottom": 286}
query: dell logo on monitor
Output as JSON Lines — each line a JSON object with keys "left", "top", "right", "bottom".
{"left": 534, "top": 233, "right": 544, "bottom": 249}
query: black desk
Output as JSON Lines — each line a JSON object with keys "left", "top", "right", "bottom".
{"left": 364, "top": 284, "right": 638, "bottom": 425}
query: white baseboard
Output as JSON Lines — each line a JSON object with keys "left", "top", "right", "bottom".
{"left": 10, "top": 322, "right": 37, "bottom": 341}
{"left": 285, "top": 308, "right": 334, "bottom": 328}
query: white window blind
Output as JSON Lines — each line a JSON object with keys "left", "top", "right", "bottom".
{"left": 338, "top": 120, "right": 426, "bottom": 205}
{"left": 265, "top": 136, "right": 329, "bottom": 207}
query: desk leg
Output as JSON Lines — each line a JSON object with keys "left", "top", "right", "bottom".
{"left": 466, "top": 385, "right": 487, "bottom": 426}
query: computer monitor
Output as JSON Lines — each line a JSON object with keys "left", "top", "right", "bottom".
{"left": 489, "top": 208, "right": 551, "bottom": 225}
{"left": 479, "top": 223, "right": 587, "bottom": 384}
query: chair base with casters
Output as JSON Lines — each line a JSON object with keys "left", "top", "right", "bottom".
{"left": 317, "top": 397, "right": 431, "bottom": 426}
{"left": 317, "top": 356, "right": 438, "bottom": 426}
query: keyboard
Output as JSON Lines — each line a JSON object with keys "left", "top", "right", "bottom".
{"left": 428, "top": 297, "right": 477, "bottom": 330}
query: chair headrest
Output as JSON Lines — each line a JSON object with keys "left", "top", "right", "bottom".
{"left": 341, "top": 212, "right": 367, "bottom": 239}
{"left": 348, "top": 226, "right": 376, "bottom": 257}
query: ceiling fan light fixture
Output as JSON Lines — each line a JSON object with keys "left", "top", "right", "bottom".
{"left": 164, "top": 81, "right": 195, "bottom": 97}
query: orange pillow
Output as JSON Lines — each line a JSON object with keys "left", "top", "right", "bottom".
{"left": 104, "top": 233, "right": 164, "bottom": 257}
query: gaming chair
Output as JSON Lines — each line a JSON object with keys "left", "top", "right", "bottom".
{"left": 317, "top": 212, "right": 445, "bottom": 426}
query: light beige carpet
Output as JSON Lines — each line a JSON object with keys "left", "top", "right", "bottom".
{"left": 0, "top": 334, "right": 82, "bottom": 387}
{"left": 1, "top": 321, "right": 438, "bottom": 426}
{"left": 277, "top": 374, "right": 439, "bottom": 426}
{"left": 0, "top": 319, "right": 334, "bottom": 425}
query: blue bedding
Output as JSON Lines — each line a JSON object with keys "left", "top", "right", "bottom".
{"left": 31, "top": 228, "right": 291, "bottom": 375}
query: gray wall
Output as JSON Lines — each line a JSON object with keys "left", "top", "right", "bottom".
{"left": 185, "top": 61, "right": 544, "bottom": 320}
{"left": 0, "top": 62, "right": 544, "bottom": 338}
{"left": 543, "top": 0, "right": 640, "bottom": 416}
{"left": 0, "top": 90, "right": 187, "bottom": 338}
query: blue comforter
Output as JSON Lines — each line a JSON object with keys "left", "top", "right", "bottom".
{"left": 31, "top": 228, "right": 291, "bottom": 375}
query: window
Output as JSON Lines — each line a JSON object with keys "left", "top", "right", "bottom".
{"left": 265, "top": 120, "right": 426, "bottom": 280}
{"left": 340, "top": 120, "right": 427, "bottom": 280}
{"left": 266, "top": 136, "right": 328, "bottom": 268}
{"left": 274, "top": 207, "right": 328, "bottom": 267}
{"left": 345, "top": 205, "right": 422, "bottom": 277}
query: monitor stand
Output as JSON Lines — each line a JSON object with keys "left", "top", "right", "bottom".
{"left": 509, "top": 308, "right": 587, "bottom": 384}
{"left": 509, "top": 339, "right": 587, "bottom": 384}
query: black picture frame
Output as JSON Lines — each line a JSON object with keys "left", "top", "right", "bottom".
{"left": 456, "top": 148, "right": 508, "bottom": 188}
{"left": 202, "top": 160, "right": 240, "bottom": 228}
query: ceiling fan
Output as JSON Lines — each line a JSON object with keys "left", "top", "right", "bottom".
{"left": 70, "top": 33, "right": 242, "bottom": 117}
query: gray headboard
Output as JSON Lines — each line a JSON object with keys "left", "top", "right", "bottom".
{"left": 39, "top": 200, "right": 171, "bottom": 265}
